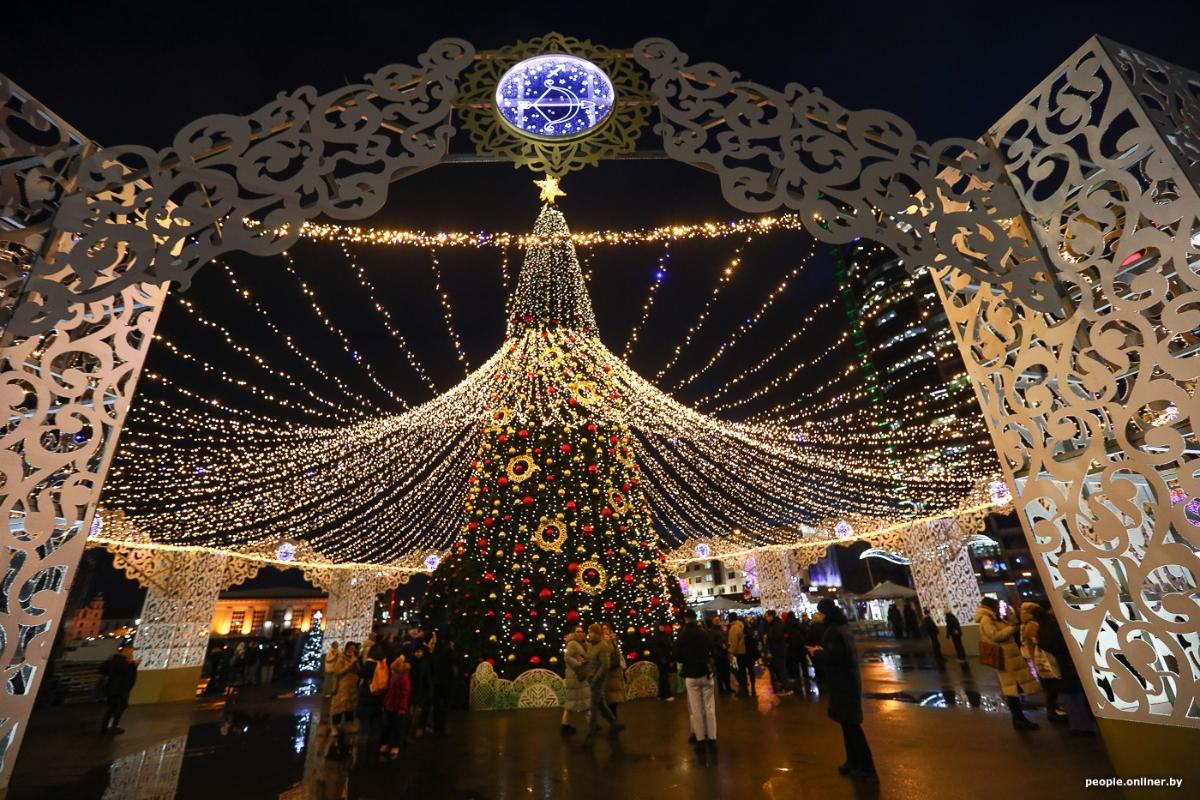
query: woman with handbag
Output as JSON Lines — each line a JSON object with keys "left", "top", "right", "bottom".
{"left": 1020, "top": 603, "right": 1067, "bottom": 723}
{"left": 975, "top": 597, "right": 1041, "bottom": 730}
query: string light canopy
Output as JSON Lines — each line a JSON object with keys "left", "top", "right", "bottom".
{"left": 101, "top": 203, "right": 999, "bottom": 572}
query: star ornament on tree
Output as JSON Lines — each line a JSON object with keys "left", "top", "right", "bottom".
{"left": 534, "top": 173, "right": 566, "bottom": 204}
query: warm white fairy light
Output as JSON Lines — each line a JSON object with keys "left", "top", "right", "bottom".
{"left": 428, "top": 248, "right": 471, "bottom": 373}
{"left": 338, "top": 240, "right": 438, "bottom": 393}
{"left": 655, "top": 238, "right": 749, "bottom": 381}
{"left": 622, "top": 244, "right": 670, "bottom": 360}
{"left": 105, "top": 208, "right": 997, "bottom": 571}
{"left": 279, "top": 249, "right": 403, "bottom": 405}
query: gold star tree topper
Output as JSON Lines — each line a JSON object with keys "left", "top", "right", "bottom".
{"left": 534, "top": 173, "right": 566, "bottom": 204}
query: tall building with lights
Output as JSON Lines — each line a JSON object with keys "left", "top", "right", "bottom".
{"left": 832, "top": 240, "right": 980, "bottom": 516}
{"left": 833, "top": 240, "right": 1046, "bottom": 598}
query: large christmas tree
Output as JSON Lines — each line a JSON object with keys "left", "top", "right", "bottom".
{"left": 425, "top": 201, "right": 680, "bottom": 678}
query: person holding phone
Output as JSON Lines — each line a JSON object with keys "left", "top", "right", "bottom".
{"left": 807, "top": 598, "right": 877, "bottom": 783}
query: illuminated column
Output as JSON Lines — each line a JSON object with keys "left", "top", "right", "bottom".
{"left": 931, "top": 36, "right": 1200, "bottom": 770}
{"left": 106, "top": 543, "right": 263, "bottom": 703}
{"left": 309, "top": 570, "right": 387, "bottom": 652}
{"left": 900, "top": 518, "right": 982, "bottom": 627}
{"left": 753, "top": 549, "right": 804, "bottom": 614}
{"left": 126, "top": 550, "right": 228, "bottom": 703}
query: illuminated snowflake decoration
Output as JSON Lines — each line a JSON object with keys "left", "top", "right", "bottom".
{"left": 495, "top": 54, "right": 614, "bottom": 140}
{"left": 835, "top": 520, "right": 854, "bottom": 539}
{"left": 694, "top": 542, "right": 712, "bottom": 558}
{"left": 988, "top": 479, "right": 1013, "bottom": 505}
{"left": 275, "top": 541, "right": 296, "bottom": 562}
{"left": 424, "top": 553, "right": 442, "bottom": 571}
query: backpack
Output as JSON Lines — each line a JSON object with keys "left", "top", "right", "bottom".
{"left": 370, "top": 658, "right": 389, "bottom": 695}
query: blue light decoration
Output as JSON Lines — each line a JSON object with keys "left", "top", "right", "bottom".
{"left": 424, "top": 553, "right": 441, "bottom": 571}
{"left": 835, "top": 520, "right": 854, "bottom": 539}
{"left": 694, "top": 542, "right": 712, "bottom": 558}
{"left": 988, "top": 479, "right": 1012, "bottom": 505}
{"left": 276, "top": 541, "right": 296, "bottom": 563}
{"left": 494, "top": 54, "right": 615, "bottom": 140}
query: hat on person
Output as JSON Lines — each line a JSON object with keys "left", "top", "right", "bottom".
{"left": 817, "top": 598, "right": 839, "bottom": 617}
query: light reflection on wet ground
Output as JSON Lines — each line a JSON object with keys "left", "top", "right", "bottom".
{"left": 14, "top": 642, "right": 1086, "bottom": 799}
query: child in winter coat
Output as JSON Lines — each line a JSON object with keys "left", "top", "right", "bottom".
{"left": 380, "top": 655, "right": 412, "bottom": 759}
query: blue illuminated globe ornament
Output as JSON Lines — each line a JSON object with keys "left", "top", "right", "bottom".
{"left": 495, "top": 54, "right": 614, "bottom": 140}
{"left": 276, "top": 541, "right": 296, "bottom": 563}
{"left": 694, "top": 542, "right": 712, "bottom": 558}
{"left": 989, "top": 480, "right": 1013, "bottom": 505}
{"left": 424, "top": 553, "right": 442, "bottom": 571}
{"left": 835, "top": 521, "right": 854, "bottom": 539}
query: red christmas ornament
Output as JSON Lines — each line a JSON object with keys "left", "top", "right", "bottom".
{"left": 603, "top": 601, "right": 615, "bottom": 610}
{"left": 624, "top": 574, "right": 634, "bottom": 583}
{"left": 518, "top": 429, "right": 529, "bottom": 438}
{"left": 600, "top": 507, "right": 612, "bottom": 517}
{"left": 539, "top": 588, "right": 552, "bottom": 600}
{"left": 522, "top": 495, "right": 534, "bottom": 505}
{"left": 514, "top": 544, "right": 526, "bottom": 553}
{"left": 498, "top": 476, "right": 509, "bottom": 486}
{"left": 512, "top": 632, "right": 525, "bottom": 642}
{"left": 566, "top": 610, "right": 580, "bottom": 621}
{"left": 587, "top": 464, "right": 597, "bottom": 473}
{"left": 561, "top": 443, "right": 571, "bottom": 453}
{"left": 567, "top": 562, "right": 580, "bottom": 574}
{"left": 587, "top": 423, "right": 597, "bottom": 432}
{"left": 498, "top": 434, "right": 508, "bottom": 443}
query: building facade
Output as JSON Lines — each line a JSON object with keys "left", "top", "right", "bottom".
{"left": 211, "top": 587, "right": 327, "bottom": 638}
{"left": 681, "top": 559, "right": 749, "bottom": 604}
{"left": 65, "top": 594, "right": 104, "bottom": 640}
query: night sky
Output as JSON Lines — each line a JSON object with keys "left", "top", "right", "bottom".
{"left": 9, "top": 0, "right": 1196, "bottom": 602}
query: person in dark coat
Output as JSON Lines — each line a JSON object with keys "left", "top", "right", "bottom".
{"left": 921, "top": 611, "right": 946, "bottom": 665}
{"left": 651, "top": 625, "right": 677, "bottom": 701}
{"left": 903, "top": 601, "right": 920, "bottom": 640}
{"left": 100, "top": 645, "right": 139, "bottom": 735}
{"left": 407, "top": 643, "right": 433, "bottom": 737}
{"left": 706, "top": 616, "right": 732, "bottom": 694}
{"left": 943, "top": 608, "right": 967, "bottom": 660}
{"left": 764, "top": 610, "right": 791, "bottom": 695}
{"left": 675, "top": 609, "right": 717, "bottom": 760}
{"left": 808, "top": 598, "right": 876, "bottom": 782}
{"left": 428, "top": 632, "right": 456, "bottom": 736}
{"left": 786, "top": 614, "right": 811, "bottom": 692}
{"left": 887, "top": 603, "right": 904, "bottom": 638}
{"left": 743, "top": 617, "right": 760, "bottom": 694}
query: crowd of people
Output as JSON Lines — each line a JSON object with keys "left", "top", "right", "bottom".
{"left": 91, "top": 593, "right": 1094, "bottom": 786}
{"left": 318, "top": 627, "right": 463, "bottom": 759}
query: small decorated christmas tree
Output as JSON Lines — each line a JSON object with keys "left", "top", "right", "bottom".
{"left": 298, "top": 610, "right": 324, "bottom": 672}
{"left": 424, "top": 201, "right": 679, "bottom": 678}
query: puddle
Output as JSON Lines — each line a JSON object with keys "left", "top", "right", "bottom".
{"left": 864, "top": 688, "right": 1008, "bottom": 713}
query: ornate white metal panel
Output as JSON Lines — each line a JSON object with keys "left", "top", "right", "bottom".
{"left": 902, "top": 518, "right": 983, "bottom": 626}
{"left": 931, "top": 38, "right": 1200, "bottom": 728}
{"left": 753, "top": 548, "right": 806, "bottom": 614}
{"left": 313, "top": 571, "right": 383, "bottom": 653}
{"left": 133, "top": 551, "right": 228, "bottom": 670}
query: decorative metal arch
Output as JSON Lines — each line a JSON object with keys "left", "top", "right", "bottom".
{"left": 2, "top": 30, "right": 1199, "bottom": 789}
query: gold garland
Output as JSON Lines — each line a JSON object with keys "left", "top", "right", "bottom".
{"left": 575, "top": 560, "right": 608, "bottom": 594}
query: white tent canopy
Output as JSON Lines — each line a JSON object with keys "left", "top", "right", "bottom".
{"left": 697, "top": 596, "right": 754, "bottom": 613}
{"left": 856, "top": 580, "right": 918, "bottom": 601}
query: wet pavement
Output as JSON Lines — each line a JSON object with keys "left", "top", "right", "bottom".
{"left": 11, "top": 640, "right": 1117, "bottom": 799}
